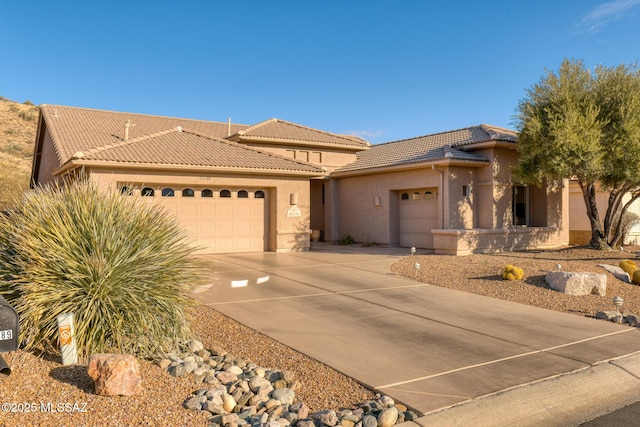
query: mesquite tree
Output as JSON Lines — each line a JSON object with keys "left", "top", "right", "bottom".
{"left": 515, "top": 59, "right": 640, "bottom": 249}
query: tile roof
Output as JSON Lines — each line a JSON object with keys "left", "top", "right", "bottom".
{"left": 39, "top": 105, "right": 324, "bottom": 174}
{"left": 333, "top": 124, "right": 517, "bottom": 174}
{"left": 75, "top": 128, "right": 324, "bottom": 173}
{"left": 232, "top": 118, "right": 370, "bottom": 148}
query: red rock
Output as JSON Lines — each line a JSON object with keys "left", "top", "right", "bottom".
{"left": 88, "top": 353, "right": 142, "bottom": 396}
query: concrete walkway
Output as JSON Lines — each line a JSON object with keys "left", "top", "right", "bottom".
{"left": 192, "top": 245, "right": 640, "bottom": 426}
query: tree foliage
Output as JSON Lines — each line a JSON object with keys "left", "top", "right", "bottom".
{"left": 515, "top": 59, "right": 640, "bottom": 249}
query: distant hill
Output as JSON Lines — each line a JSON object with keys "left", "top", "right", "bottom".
{"left": 0, "top": 97, "right": 38, "bottom": 209}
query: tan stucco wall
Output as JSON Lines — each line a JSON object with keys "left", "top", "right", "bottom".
{"left": 35, "top": 131, "right": 61, "bottom": 186}
{"left": 330, "top": 145, "right": 569, "bottom": 254}
{"left": 240, "top": 143, "right": 359, "bottom": 172}
{"left": 332, "top": 168, "right": 441, "bottom": 244}
{"left": 442, "top": 165, "right": 475, "bottom": 229}
{"left": 87, "top": 168, "right": 312, "bottom": 253}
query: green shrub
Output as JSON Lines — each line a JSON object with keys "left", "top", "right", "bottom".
{"left": 0, "top": 178, "right": 201, "bottom": 359}
{"left": 338, "top": 234, "right": 356, "bottom": 245}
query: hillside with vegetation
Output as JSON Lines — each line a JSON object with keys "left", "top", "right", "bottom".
{"left": 0, "top": 97, "right": 38, "bottom": 209}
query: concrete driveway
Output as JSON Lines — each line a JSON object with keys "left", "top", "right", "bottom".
{"left": 192, "top": 245, "right": 640, "bottom": 420}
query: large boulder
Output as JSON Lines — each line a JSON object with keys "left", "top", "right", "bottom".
{"left": 545, "top": 271, "right": 607, "bottom": 296}
{"left": 88, "top": 353, "right": 142, "bottom": 396}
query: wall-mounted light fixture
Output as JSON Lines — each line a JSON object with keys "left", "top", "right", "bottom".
{"left": 290, "top": 193, "right": 298, "bottom": 205}
{"left": 374, "top": 196, "right": 382, "bottom": 207}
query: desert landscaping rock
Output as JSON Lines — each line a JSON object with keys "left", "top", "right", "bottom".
{"left": 545, "top": 271, "right": 607, "bottom": 296}
{"left": 598, "top": 264, "right": 632, "bottom": 283}
{"left": 172, "top": 344, "right": 413, "bottom": 427}
{"left": 87, "top": 353, "right": 142, "bottom": 396}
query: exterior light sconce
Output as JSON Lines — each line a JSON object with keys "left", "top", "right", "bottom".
{"left": 374, "top": 196, "right": 382, "bottom": 207}
{"left": 290, "top": 193, "right": 298, "bottom": 205}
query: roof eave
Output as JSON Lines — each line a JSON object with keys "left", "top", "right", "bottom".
{"left": 330, "top": 158, "right": 489, "bottom": 178}
{"left": 54, "top": 160, "right": 327, "bottom": 178}
{"left": 231, "top": 135, "right": 368, "bottom": 151}
{"left": 458, "top": 140, "right": 518, "bottom": 151}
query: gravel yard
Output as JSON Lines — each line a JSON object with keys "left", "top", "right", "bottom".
{"left": 1, "top": 245, "right": 639, "bottom": 426}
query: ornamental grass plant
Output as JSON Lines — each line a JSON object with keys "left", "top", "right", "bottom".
{"left": 0, "top": 178, "right": 201, "bottom": 359}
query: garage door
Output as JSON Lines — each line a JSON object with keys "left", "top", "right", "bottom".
{"left": 399, "top": 188, "right": 438, "bottom": 249}
{"left": 152, "top": 187, "right": 269, "bottom": 254}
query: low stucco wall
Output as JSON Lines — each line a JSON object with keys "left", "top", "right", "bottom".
{"left": 432, "top": 227, "right": 568, "bottom": 255}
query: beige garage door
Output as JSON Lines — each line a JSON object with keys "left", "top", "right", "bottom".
{"left": 152, "top": 187, "right": 269, "bottom": 254}
{"left": 399, "top": 188, "right": 438, "bottom": 249}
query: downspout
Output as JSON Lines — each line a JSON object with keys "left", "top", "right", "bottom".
{"left": 432, "top": 165, "right": 445, "bottom": 228}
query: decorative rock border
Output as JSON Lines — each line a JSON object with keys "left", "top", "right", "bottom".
{"left": 158, "top": 340, "right": 418, "bottom": 427}
{"left": 595, "top": 311, "right": 639, "bottom": 326}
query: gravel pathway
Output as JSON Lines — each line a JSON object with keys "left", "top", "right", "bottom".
{"left": 1, "top": 245, "right": 639, "bottom": 426}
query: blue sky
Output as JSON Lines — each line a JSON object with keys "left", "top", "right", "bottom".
{"left": 1, "top": 1, "right": 639, "bottom": 143}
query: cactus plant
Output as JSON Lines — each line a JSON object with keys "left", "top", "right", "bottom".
{"left": 619, "top": 260, "right": 637, "bottom": 276}
{"left": 502, "top": 265, "right": 524, "bottom": 281}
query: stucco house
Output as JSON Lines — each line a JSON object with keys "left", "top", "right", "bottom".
{"left": 31, "top": 105, "right": 368, "bottom": 253}
{"left": 31, "top": 105, "right": 570, "bottom": 255}
{"left": 328, "top": 125, "right": 569, "bottom": 255}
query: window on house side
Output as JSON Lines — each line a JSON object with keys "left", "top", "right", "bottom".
{"left": 512, "top": 185, "right": 529, "bottom": 226}
{"left": 162, "top": 188, "right": 175, "bottom": 197}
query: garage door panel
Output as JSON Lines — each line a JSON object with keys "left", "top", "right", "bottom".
{"left": 399, "top": 188, "right": 438, "bottom": 249}
{"left": 148, "top": 188, "right": 267, "bottom": 253}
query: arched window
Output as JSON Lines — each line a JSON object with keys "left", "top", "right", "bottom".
{"left": 238, "top": 190, "right": 248, "bottom": 199}
{"left": 401, "top": 193, "right": 409, "bottom": 200}
{"left": 201, "top": 189, "right": 213, "bottom": 198}
{"left": 220, "top": 189, "right": 231, "bottom": 198}
{"left": 162, "top": 188, "right": 175, "bottom": 197}
{"left": 182, "top": 188, "right": 194, "bottom": 197}
{"left": 254, "top": 190, "right": 265, "bottom": 199}
{"left": 412, "top": 192, "right": 422, "bottom": 200}
{"left": 141, "top": 187, "right": 154, "bottom": 197}
{"left": 120, "top": 186, "right": 133, "bottom": 196}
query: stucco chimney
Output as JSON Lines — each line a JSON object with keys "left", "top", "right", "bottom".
{"left": 227, "top": 117, "right": 231, "bottom": 137}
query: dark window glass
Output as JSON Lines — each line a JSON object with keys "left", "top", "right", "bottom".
{"left": 255, "top": 190, "right": 265, "bottom": 199}
{"left": 401, "top": 193, "right": 409, "bottom": 200}
{"left": 141, "top": 187, "right": 154, "bottom": 197}
{"left": 162, "top": 188, "right": 175, "bottom": 197}
{"left": 182, "top": 188, "right": 194, "bottom": 197}
{"left": 238, "top": 190, "right": 249, "bottom": 198}
{"left": 201, "top": 189, "right": 213, "bottom": 198}
{"left": 220, "top": 189, "right": 231, "bottom": 198}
